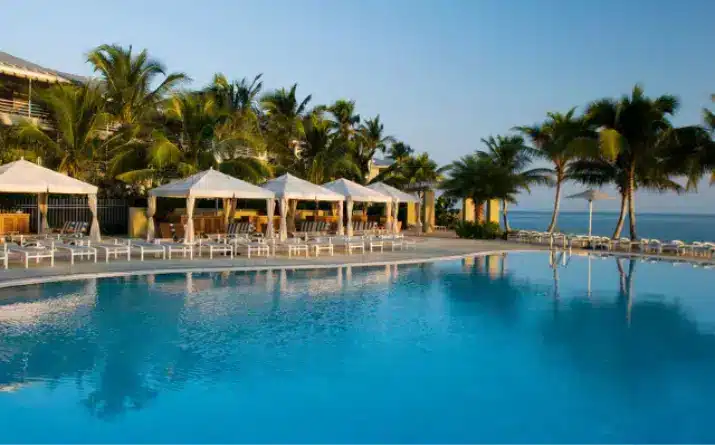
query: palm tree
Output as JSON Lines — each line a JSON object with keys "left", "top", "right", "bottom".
{"left": 87, "top": 44, "right": 187, "bottom": 126}
{"left": 328, "top": 99, "right": 360, "bottom": 140}
{"left": 207, "top": 74, "right": 266, "bottom": 159}
{"left": 585, "top": 85, "right": 681, "bottom": 239}
{"left": 477, "top": 135, "right": 552, "bottom": 231}
{"left": 354, "top": 115, "right": 394, "bottom": 183}
{"left": 568, "top": 155, "right": 683, "bottom": 238}
{"left": 291, "top": 114, "right": 360, "bottom": 183}
{"left": 115, "top": 92, "right": 219, "bottom": 184}
{"left": 443, "top": 154, "right": 524, "bottom": 222}
{"left": 218, "top": 157, "right": 273, "bottom": 184}
{"left": 516, "top": 108, "right": 591, "bottom": 232}
{"left": 260, "top": 84, "right": 311, "bottom": 162}
{"left": 16, "top": 82, "right": 126, "bottom": 181}
{"left": 208, "top": 73, "right": 263, "bottom": 114}
{"left": 387, "top": 141, "right": 413, "bottom": 163}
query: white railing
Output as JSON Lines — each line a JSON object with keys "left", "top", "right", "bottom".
{"left": 0, "top": 98, "right": 49, "bottom": 121}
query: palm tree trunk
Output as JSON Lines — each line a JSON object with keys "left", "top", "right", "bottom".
{"left": 546, "top": 177, "right": 562, "bottom": 233}
{"left": 627, "top": 168, "right": 637, "bottom": 240}
{"left": 502, "top": 200, "right": 511, "bottom": 232}
{"left": 611, "top": 192, "right": 627, "bottom": 239}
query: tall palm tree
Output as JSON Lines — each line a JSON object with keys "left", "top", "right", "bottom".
{"left": 207, "top": 74, "right": 266, "bottom": 159}
{"left": 260, "top": 84, "right": 311, "bottom": 162}
{"left": 568, "top": 155, "right": 683, "bottom": 238}
{"left": 291, "top": 114, "right": 360, "bottom": 183}
{"left": 354, "top": 115, "right": 394, "bottom": 183}
{"left": 115, "top": 92, "right": 219, "bottom": 184}
{"left": 516, "top": 108, "right": 591, "bottom": 232}
{"left": 477, "top": 135, "right": 552, "bottom": 231}
{"left": 208, "top": 73, "right": 263, "bottom": 114}
{"left": 328, "top": 99, "right": 360, "bottom": 140}
{"left": 387, "top": 141, "right": 414, "bottom": 163}
{"left": 87, "top": 44, "right": 187, "bottom": 126}
{"left": 585, "top": 85, "right": 680, "bottom": 239}
{"left": 16, "top": 83, "right": 126, "bottom": 181}
{"left": 442, "top": 155, "right": 519, "bottom": 221}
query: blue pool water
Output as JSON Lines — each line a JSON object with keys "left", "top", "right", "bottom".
{"left": 1, "top": 253, "right": 715, "bottom": 443}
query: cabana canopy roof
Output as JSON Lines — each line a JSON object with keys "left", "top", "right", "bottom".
{"left": 0, "top": 159, "right": 98, "bottom": 194}
{"left": 366, "top": 182, "right": 420, "bottom": 203}
{"left": 322, "top": 178, "right": 392, "bottom": 203}
{"left": 261, "top": 173, "right": 344, "bottom": 201}
{"left": 149, "top": 169, "right": 275, "bottom": 199}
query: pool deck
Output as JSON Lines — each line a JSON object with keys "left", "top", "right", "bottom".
{"left": 0, "top": 238, "right": 544, "bottom": 288}
{"left": 1, "top": 235, "right": 711, "bottom": 288}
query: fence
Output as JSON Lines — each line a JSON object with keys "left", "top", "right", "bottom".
{"left": 10, "top": 196, "right": 129, "bottom": 235}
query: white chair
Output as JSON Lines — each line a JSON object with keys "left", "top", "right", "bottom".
{"left": 91, "top": 239, "right": 132, "bottom": 262}
{"left": 197, "top": 239, "right": 234, "bottom": 259}
{"left": 129, "top": 240, "right": 167, "bottom": 261}
{"left": 156, "top": 239, "right": 195, "bottom": 260}
{"left": 275, "top": 238, "right": 309, "bottom": 258}
{"left": 308, "top": 237, "right": 334, "bottom": 256}
{"left": 379, "top": 234, "right": 403, "bottom": 251}
{"left": 228, "top": 237, "right": 269, "bottom": 258}
{"left": 10, "top": 240, "right": 56, "bottom": 268}
{"left": 334, "top": 236, "right": 365, "bottom": 255}
{"left": 0, "top": 243, "right": 8, "bottom": 269}
{"left": 661, "top": 240, "right": 686, "bottom": 256}
{"left": 366, "top": 235, "right": 384, "bottom": 252}
{"left": 55, "top": 240, "right": 98, "bottom": 265}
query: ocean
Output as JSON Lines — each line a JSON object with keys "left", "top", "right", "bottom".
{"left": 508, "top": 210, "right": 715, "bottom": 242}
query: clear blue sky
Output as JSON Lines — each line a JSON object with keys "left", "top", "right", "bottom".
{"left": 2, "top": 0, "right": 714, "bottom": 213}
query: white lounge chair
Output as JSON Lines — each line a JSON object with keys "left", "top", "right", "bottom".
{"left": 197, "top": 239, "right": 234, "bottom": 259}
{"left": 10, "top": 240, "right": 55, "bottom": 268}
{"left": 333, "top": 236, "right": 365, "bottom": 255}
{"left": 307, "top": 237, "right": 334, "bottom": 256}
{"left": 366, "top": 235, "right": 384, "bottom": 252}
{"left": 274, "top": 238, "right": 309, "bottom": 258}
{"left": 156, "top": 239, "right": 195, "bottom": 259}
{"left": 377, "top": 234, "right": 403, "bottom": 251}
{"left": 55, "top": 240, "right": 97, "bottom": 265}
{"left": 129, "top": 240, "right": 167, "bottom": 261}
{"left": 230, "top": 238, "right": 268, "bottom": 258}
{"left": 92, "top": 239, "right": 132, "bottom": 262}
{"left": 0, "top": 243, "right": 8, "bottom": 269}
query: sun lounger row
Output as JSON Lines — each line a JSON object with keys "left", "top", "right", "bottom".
{"left": 0, "top": 233, "right": 420, "bottom": 270}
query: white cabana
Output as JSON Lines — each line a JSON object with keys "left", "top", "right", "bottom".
{"left": 0, "top": 159, "right": 100, "bottom": 240}
{"left": 322, "top": 178, "right": 392, "bottom": 236}
{"left": 148, "top": 168, "right": 275, "bottom": 243}
{"left": 367, "top": 182, "right": 419, "bottom": 234}
{"left": 260, "top": 174, "right": 344, "bottom": 240}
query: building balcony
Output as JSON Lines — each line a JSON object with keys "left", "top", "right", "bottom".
{"left": 0, "top": 98, "right": 51, "bottom": 127}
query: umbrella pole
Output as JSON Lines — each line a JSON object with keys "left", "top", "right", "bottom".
{"left": 588, "top": 200, "right": 593, "bottom": 239}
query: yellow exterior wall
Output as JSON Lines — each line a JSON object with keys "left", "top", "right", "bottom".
{"left": 128, "top": 207, "right": 148, "bottom": 238}
{"left": 487, "top": 199, "right": 500, "bottom": 224}
{"left": 406, "top": 202, "right": 417, "bottom": 226}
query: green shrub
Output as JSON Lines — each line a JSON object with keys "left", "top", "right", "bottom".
{"left": 455, "top": 221, "right": 503, "bottom": 240}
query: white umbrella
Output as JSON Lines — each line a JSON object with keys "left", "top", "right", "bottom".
{"left": 566, "top": 189, "right": 614, "bottom": 239}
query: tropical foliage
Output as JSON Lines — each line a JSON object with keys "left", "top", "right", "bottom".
{"left": 0, "top": 43, "right": 713, "bottom": 240}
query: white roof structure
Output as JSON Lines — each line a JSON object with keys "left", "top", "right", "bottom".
{"left": 0, "top": 159, "right": 98, "bottom": 194}
{"left": 322, "top": 178, "right": 391, "bottom": 203}
{"left": 367, "top": 182, "right": 420, "bottom": 203}
{"left": 261, "top": 173, "right": 344, "bottom": 201}
{"left": 566, "top": 189, "right": 614, "bottom": 202}
{"left": 149, "top": 168, "right": 275, "bottom": 199}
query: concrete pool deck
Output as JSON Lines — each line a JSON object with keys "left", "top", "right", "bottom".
{"left": 1, "top": 235, "right": 711, "bottom": 289}
{"left": 0, "top": 238, "right": 544, "bottom": 288}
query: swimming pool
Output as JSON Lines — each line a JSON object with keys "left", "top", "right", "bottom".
{"left": 1, "top": 252, "right": 714, "bottom": 443}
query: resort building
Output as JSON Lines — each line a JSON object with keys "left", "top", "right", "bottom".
{"left": 0, "top": 51, "right": 85, "bottom": 127}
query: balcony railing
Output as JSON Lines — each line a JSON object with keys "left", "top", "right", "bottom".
{"left": 0, "top": 98, "right": 50, "bottom": 122}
